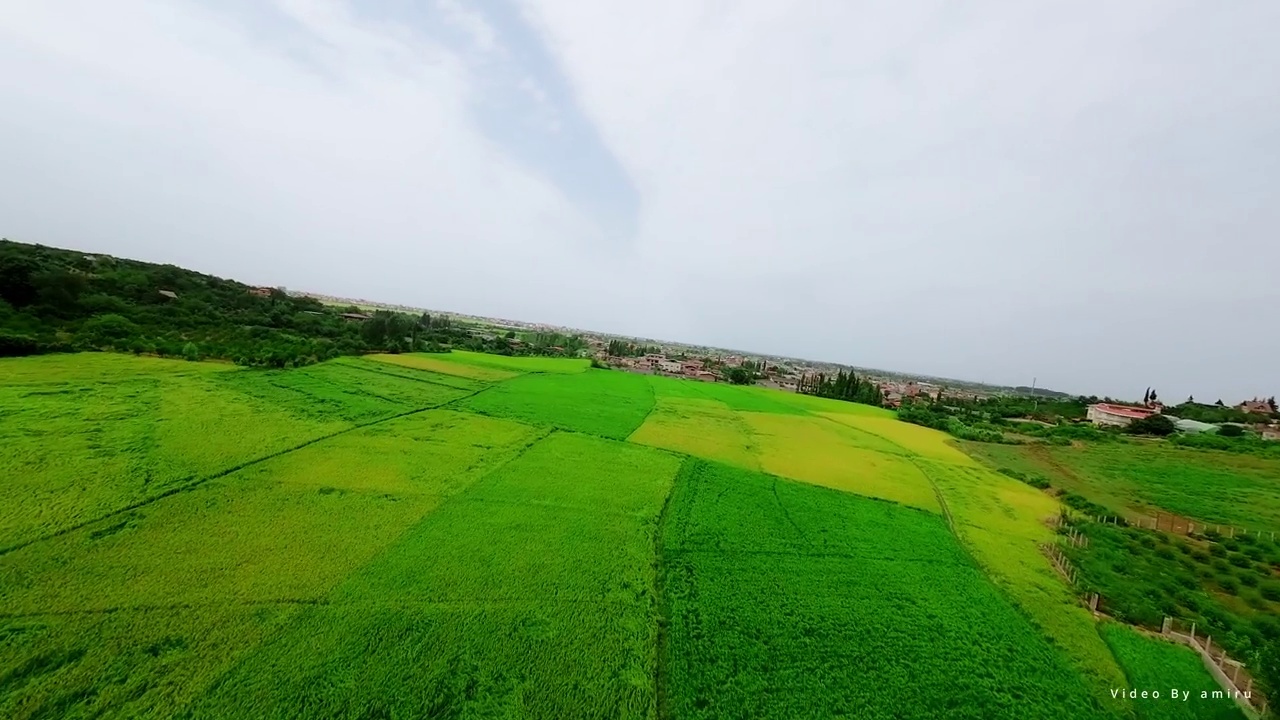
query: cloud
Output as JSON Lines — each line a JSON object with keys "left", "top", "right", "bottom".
{"left": 0, "top": 0, "right": 678, "bottom": 336}
{"left": 1, "top": 0, "right": 1276, "bottom": 401}
{"left": 517, "top": 0, "right": 1280, "bottom": 399}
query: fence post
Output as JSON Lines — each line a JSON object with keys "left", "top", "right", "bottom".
{"left": 1188, "top": 522, "right": 1194, "bottom": 534}
{"left": 1161, "top": 617, "right": 1171, "bottom": 634}
{"left": 1231, "top": 664, "right": 1240, "bottom": 685}
{"left": 1190, "top": 623, "right": 1196, "bottom": 642}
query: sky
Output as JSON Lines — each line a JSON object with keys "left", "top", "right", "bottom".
{"left": 1, "top": 1, "right": 1276, "bottom": 402}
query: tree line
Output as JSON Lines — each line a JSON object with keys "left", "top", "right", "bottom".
{"left": 0, "top": 239, "right": 530, "bottom": 367}
{"left": 797, "top": 369, "right": 883, "bottom": 406}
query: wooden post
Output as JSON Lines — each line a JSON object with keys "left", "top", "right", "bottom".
{"left": 1190, "top": 622, "right": 1196, "bottom": 642}
{"left": 1231, "top": 664, "right": 1241, "bottom": 685}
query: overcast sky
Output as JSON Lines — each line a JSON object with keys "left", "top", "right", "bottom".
{"left": 2, "top": 1, "right": 1276, "bottom": 402}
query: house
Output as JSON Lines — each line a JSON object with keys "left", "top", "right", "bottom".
{"left": 1237, "top": 399, "right": 1272, "bottom": 415}
{"left": 693, "top": 371, "right": 717, "bottom": 383}
{"left": 248, "top": 287, "right": 273, "bottom": 298}
{"left": 158, "top": 290, "right": 178, "bottom": 300}
{"left": 657, "top": 359, "right": 683, "bottom": 374}
{"left": 340, "top": 312, "right": 372, "bottom": 322}
{"left": 1086, "top": 403, "right": 1158, "bottom": 427}
{"left": 1261, "top": 426, "right": 1280, "bottom": 441}
{"left": 681, "top": 360, "right": 704, "bottom": 374}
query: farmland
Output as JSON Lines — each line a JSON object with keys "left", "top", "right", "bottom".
{"left": 0, "top": 350, "right": 1255, "bottom": 718}
{"left": 1100, "top": 624, "right": 1248, "bottom": 720}
{"left": 963, "top": 441, "right": 1280, "bottom": 531}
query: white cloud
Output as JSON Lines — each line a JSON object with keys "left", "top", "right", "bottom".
{"left": 518, "top": 0, "right": 1280, "bottom": 399}
{"left": 0, "top": 0, "right": 684, "bottom": 334}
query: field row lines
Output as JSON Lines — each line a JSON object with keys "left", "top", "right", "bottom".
{"left": 0, "top": 382, "right": 499, "bottom": 558}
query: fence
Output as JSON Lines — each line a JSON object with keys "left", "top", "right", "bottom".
{"left": 1162, "top": 617, "right": 1268, "bottom": 716}
{"left": 1041, "top": 542, "right": 1079, "bottom": 585}
{"left": 1127, "top": 512, "right": 1276, "bottom": 541}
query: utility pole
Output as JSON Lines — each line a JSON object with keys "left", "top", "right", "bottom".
{"left": 1032, "top": 376, "right": 1038, "bottom": 412}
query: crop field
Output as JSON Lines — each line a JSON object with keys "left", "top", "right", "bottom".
{"left": 627, "top": 397, "right": 760, "bottom": 470}
{"left": 461, "top": 369, "right": 655, "bottom": 440}
{"left": 913, "top": 459, "right": 1131, "bottom": 708}
{"left": 363, "top": 351, "right": 520, "bottom": 382}
{"left": 0, "top": 351, "right": 1243, "bottom": 718}
{"left": 741, "top": 411, "right": 940, "bottom": 512}
{"left": 660, "top": 460, "right": 1108, "bottom": 719}
{"left": 1100, "top": 624, "right": 1248, "bottom": 720}
{"left": 964, "top": 441, "right": 1280, "bottom": 529}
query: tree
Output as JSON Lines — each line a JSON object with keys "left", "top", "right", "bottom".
{"left": 1125, "top": 414, "right": 1176, "bottom": 436}
{"left": 725, "top": 367, "right": 751, "bottom": 385}
{"left": 1215, "top": 399, "right": 1225, "bottom": 406}
{"left": 1217, "top": 424, "right": 1244, "bottom": 438}
{"left": 1143, "top": 388, "right": 1151, "bottom": 405}
{"left": 1186, "top": 395, "right": 1194, "bottom": 404}
{"left": 1269, "top": 396, "right": 1278, "bottom": 413}
{"left": 1149, "top": 389, "right": 1158, "bottom": 403}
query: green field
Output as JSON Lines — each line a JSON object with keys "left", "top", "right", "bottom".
{"left": 1100, "top": 624, "right": 1248, "bottom": 720}
{"left": 963, "top": 441, "right": 1280, "bottom": 530}
{"left": 661, "top": 460, "right": 1108, "bottom": 719}
{"left": 0, "top": 351, "right": 1249, "bottom": 718}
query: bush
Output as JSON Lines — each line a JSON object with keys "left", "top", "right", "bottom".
{"left": 1218, "top": 576, "right": 1240, "bottom": 595}
{"left": 1261, "top": 583, "right": 1280, "bottom": 602}
{"left": 1218, "top": 424, "right": 1245, "bottom": 437}
{"left": 0, "top": 331, "right": 41, "bottom": 357}
{"left": 1125, "top": 414, "right": 1176, "bottom": 436}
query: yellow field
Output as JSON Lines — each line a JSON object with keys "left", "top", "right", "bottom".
{"left": 741, "top": 412, "right": 940, "bottom": 513}
{"left": 818, "top": 413, "right": 977, "bottom": 465}
{"left": 627, "top": 398, "right": 760, "bottom": 470}
{"left": 366, "top": 353, "right": 520, "bottom": 381}
{"left": 916, "top": 460, "right": 1130, "bottom": 711}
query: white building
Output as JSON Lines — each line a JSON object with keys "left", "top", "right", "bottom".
{"left": 657, "top": 359, "right": 682, "bottom": 374}
{"left": 1086, "top": 403, "right": 1157, "bottom": 427}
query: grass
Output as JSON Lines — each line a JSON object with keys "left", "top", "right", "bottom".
{"left": 0, "top": 409, "right": 541, "bottom": 718}
{"left": 0, "top": 411, "right": 539, "bottom": 614}
{"left": 460, "top": 369, "right": 655, "bottom": 440}
{"left": 963, "top": 441, "right": 1280, "bottom": 530}
{"left": 185, "top": 432, "right": 681, "bottom": 719}
{"left": 330, "top": 355, "right": 483, "bottom": 390}
{"left": 0, "top": 355, "right": 476, "bottom": 551}
{"left": 364, "top": 352, "right": 520, "bottom": 382}
{"left": 915, "top": 459, "right": 1132, "bottom": 713}
{"left": 647, "top": 375, "right": 807, "bottom": 415}
{"left": 819, "top": 412, "right": 977, "bottom": 465}
{"left": 741, "top": 411, "right": 940, "bottom": 512}
{"left": 1099, "top": 623, "right": 1248, "bottom": 720}
{"left": 3, "top": 349, "right": 1239, "bottom": 719}
{"left": 660, "top": 460, "right": 1111, "bottom": 719}
{"left": 627, "top": 397, "right": 761, "bottom": 470}
{"left": 434, "top": 349, "right": 591, "bottom": 374}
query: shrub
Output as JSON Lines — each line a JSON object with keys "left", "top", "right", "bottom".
{"left": 1228, "top": 553, "right": 1252, "bottom": 569}
{"left": 1125, "top": 414, "right": 1176, "bottom": 436}
{"left": 1261, "top": 583, "right": 1280, "bottom": 602}
{"left": 1239, "top": 573, "right": 1259, "bottom": 588}
{"left": 1218, "top": 424, "right": 1245, "bottom": 437}
{"left": 1218, "top": 576, "right": 1239, "bottom": 595}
